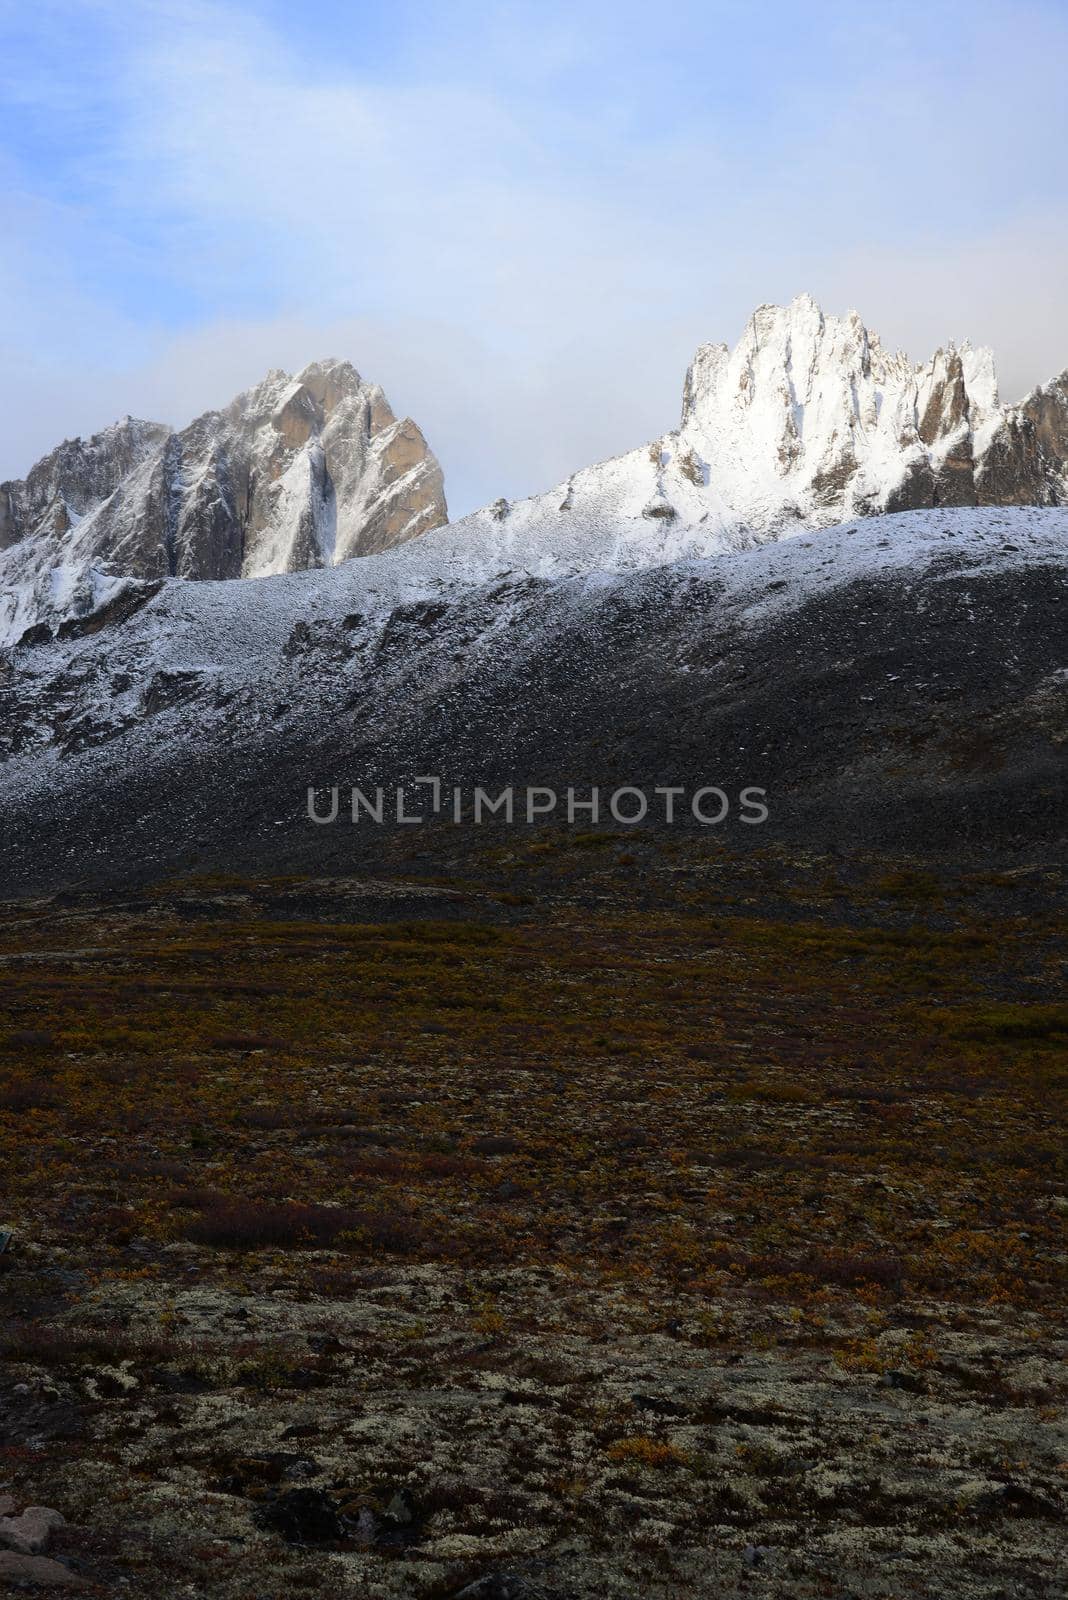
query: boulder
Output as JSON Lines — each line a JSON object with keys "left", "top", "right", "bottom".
{"left": 0, "top": 1550, "right": 84, "bottom": 1588}
{"left": 0, "top": 1505, "right": 65, "bottom": 1555}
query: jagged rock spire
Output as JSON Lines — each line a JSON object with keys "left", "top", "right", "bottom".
{"left": 0, "top": 361, "right": 447, "bottom": 603}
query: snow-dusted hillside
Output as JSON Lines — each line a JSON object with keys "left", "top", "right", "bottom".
{"left": 1, "top": 505, "right": 1065, "bottom": 892}
{"left": 2, "top": 504, "right": 1065, "bottom": 773}
{"left": 0, "top": 360, "right": 446, "bottom": 644}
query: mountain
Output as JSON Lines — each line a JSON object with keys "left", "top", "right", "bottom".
{"left": 441, "top": 294, "right": 1068, "bottom": 577}
{"left": 2, "top": 296, "right": 1067, "bottom": 893}
{"left": 5, "top": 297, "right": 1068, "bottom": 649}
{"left": 0, "top": 359, "right": 447, "bottom": 644}
{"left": 1, "top": 504, "right": 1065, "bottom": 894}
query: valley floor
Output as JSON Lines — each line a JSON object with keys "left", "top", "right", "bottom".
{"left": 0, "top": 837, "right": 1064, "bottom": 1597}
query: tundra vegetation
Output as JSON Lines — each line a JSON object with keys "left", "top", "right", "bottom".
{"left": 0, "top": 833, "right": 1064, "bottom": 1597}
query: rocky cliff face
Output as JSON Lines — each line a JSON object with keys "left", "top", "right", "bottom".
{"left": 0, "top": 419, "right": 170, "bottom": 554}
{"left": 676, "top": 296, "right": 1068, "bottom": 519}
{"left": 974, "top": 371, "right": 1068, "bottom": 506}
{"left": 0, "top": 359, "right": 447, "bottom": 642}
{"left": 675, "top": 296, "right": 1007, "bottom": 518}
{"left": 443, "top": 294, "right": 1068, "bottom": 574}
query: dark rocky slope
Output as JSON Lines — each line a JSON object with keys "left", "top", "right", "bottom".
{"left": 0, "top": 508, "right": 1065, "bottom": 895}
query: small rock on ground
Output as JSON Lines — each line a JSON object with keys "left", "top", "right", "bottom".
{"left": 0, "top": 1550, "right": 85, "bottom": 1588}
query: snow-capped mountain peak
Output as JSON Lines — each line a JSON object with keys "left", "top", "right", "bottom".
{"left": 676, "top": 292, "right": 1000, "bottom": 523}
{"left": 0, "top": 359, "right": 447, "bottom": 643}
{"left": 436, "top": 294, "right": 1068, "bottom": 582}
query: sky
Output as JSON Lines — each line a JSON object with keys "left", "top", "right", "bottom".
{"left": 2, "top": 0, "right": 1067, "bottom": 516}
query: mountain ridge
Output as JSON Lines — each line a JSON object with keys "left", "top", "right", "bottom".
{"left": 0, "top": 358, "right": 447, "bottom": 643}
{"left": 4, "top": 296, "right": 1068, "bottom": 650}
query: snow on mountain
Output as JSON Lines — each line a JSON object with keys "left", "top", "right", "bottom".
{"left": 1, "top": 503, "right": 1065, "bottom": 894}
{"left": 441, "top": 294, "right": 1068, "bottom": 580}
{"left": 3, "top": 503, "right": 1065, "bottom": 773}
{"left": 0, "top": 359, "right": 447, "bottom": 644}
{"left": 4, "top": 297, "right": 1068, "bottom": 649}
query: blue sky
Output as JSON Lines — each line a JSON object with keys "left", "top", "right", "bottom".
{"left": 2, "top": 0, "right": 1067, "bottom": 513}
